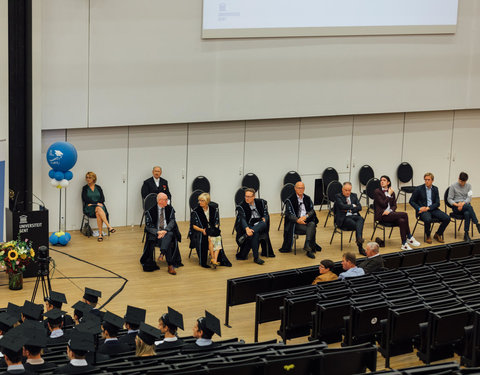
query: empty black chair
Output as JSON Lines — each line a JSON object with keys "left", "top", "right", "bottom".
{"left": 324, "top": 180, "right": 343, "bottom": 227}
{"left": 312, "top": 299, "right": 351, "bottom": 343}
{"left": 462, "top": 311, "right": 480, "bottom": 367}
{"left": 242, "top": 173, "right": 260, "bottom": 195}
{"left": 277, "top": 183, "right": 295, "bottom": 230}
{"left": 192, "top": 175, "right": 210, "bottom": 193}
{"left": 141, "top": 192, "right": 159, "bottom": 242}
{"left": 283, "top": 170, "right": 301, "bottom": 185}
{"left": 344, "top": 301, "right": 390, "bottom": 346}
{"left": 232, "top": 187, "right": 247, "bottom": 234}
{"left": 449, "top": 242, "right": 473, "bottom": 260}
{"left": 399, "top": 362, "right": 460, "bottom": 375}
{"left": 381, "top": 252, "right": 403, "bottom": 270}
{"left": 401, "top": 248, "right": 426, "bottom": 267}
{"left": 189, "top": 189, "right": 203, "bottom": 211}
{"left": 319, "top": 167, "right": 339, "bottom": 211}
{"left": 397, "top": 162, "right": 415, "bottom": 209}
{"left": 444, "top": 187, "right": 473, "bottom": 239}
{"left": 319, "top": 343, "right": 377, "bottom": 375}
{"left": 363, "top": 177, "right": 381, "bottom": 221}
{"left": 358, "top": 165, "right": 375, "bottom": 204}
{"left": 424, "top": 245, "right": 450, "bottom": 264}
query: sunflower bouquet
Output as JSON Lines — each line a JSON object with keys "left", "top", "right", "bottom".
{"left": 0, "top": 237, "right": 35, "bottom": 275}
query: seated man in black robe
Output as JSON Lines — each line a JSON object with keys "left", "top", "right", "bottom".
{"left": 156, "top": 307, "right": 185, "bottom": 350}
{"left": 53, "top": 330, "right": 97, "bottom": 374}
{"left": 182, "top": 311, "right": 221, "bottom": 351}
{"left": 44, "top": 291, "right": 74, "bottom": 328}
{"left": 235, "top": 188, "right": 275, "bottom": 264}
{"left": 140, "top": 192, "right": 182, "bottom": 274}
{"left": 98, "top": 312, "right": 131, "bottom": 356}
{"left": 0, "top": 327, "right": 31, "bottom": 375}
{"left": 45, "top": 309, "right": 69, "bottom": 345}
{"left": 22, "top": 322, "right": 58, "bottom": 374}
{"left": 279, "top": 182, "right": 321, "bottom": 258}
{"left": 118, "top": 306, "right": 146, "bottom": 349}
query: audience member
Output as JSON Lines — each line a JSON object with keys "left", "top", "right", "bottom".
{"left": 21, "top": 301, "right": 43, "bottom": 322}
{"left": 0, "top": 313, "right": 17, "bottom": 339}
{"left": 140, "top": 192, "right": 183, "bottom": 274}
{"left": 0, "top": 328, "right": 30, "bottom": 375}
{"left": 338, "top": 252, "right": 365, "bottom": 280}
{"left": 410, "top": 172, "right": 450, "bottom": 243}
{"left": 359, "top": 242, "right": 385, "bottom": 274}
{"left": 53, "top": 330, "right": 97, "bottom": 374}
{"left": 82, "top": 288, "right": 103, "bottom": 319}
{"left": 71, "top": 301, "right": 93, "bottom": 325}
{"left": 235, "top": 188, "right": 275, "bottom": 264}
{"left": 448, "top": 171, "right": 480, "bottom": 241}
{"left": 44, "top": 309, "right": 69, "bottom": 345}
{"left": 156, "top": 307, "right": 185, "bottom": 350}
{"left": 334, "top": 182, "right": 366, "bottom": 255}
{"left": 81, "top": 171, "right": 115, "bottom": 242}
{"left": 118, "top": 306, "right": 146, "bottom": 349}
{"left": 183, "top": 311, "right": 221, "bottom": 351}
{"left": 141, "top": 166, "right": 171, "bottom": 200}
{"left": 98, "top": 312, "right": 131, "bottom": 355}
{"left": 22, "top": 322, "right": 57, "bottom": 373}
{"left": 279, "top": 182, "right": 320, "bottom": 259}
{"left": 190, "top": 192, "right": 231, "bottom": 268}
{"left": 45, "top": 291, "right": 74, "bottom": 327}
{"left": 312, "top": 259, "right": 338, "bottom": 284}
{"left": 135, "top": 323, "right": 161, "bottom": 357}
{"left": 374, "top": 175, "right": 420, "bottom": 250}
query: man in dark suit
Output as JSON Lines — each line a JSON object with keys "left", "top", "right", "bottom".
{"left": 140, "top": 192, "right": 182, "bottom": 274}
{"left": 409, "top": 172, "right": 450, "bottom": 243}
{"left": 235, "top": 188, "right": 275, "bottom": 264}
{"left": 334, "top": 182, "right": 366, "bottom": 255}
{"left": 359, "top": 242, "right": 384, "bottom": 274}
{"left": 279, "top": 181, "right": 320, "bottom": 259}
{"left": 98, "top": 312, "right": 131, "bottom": 356}
{"left": 141, "top": 166, "right": 171, "bottom": 200}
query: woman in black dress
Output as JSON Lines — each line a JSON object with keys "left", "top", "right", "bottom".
{"left": 190, "top": 193, "right": 231, "bottom": 268}
{"left": 81, "top": 171, "right": 115, "bottom": 242}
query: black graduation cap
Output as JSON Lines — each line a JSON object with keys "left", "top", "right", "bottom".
{"left": 68, "top": 329, "right": 95, "bottom": 352}
{"left": 44, "top": 309, "right": 65, "bottom": 325}
{"left": 23, "top": 324, "right": 47, "bottom": 348}
{"left": 83, "top": 287, "right": 101, "bottom": 304}
{"left": 137, "top": 322, "right": 162, "bottom": 345}
{"left": 0, "top": 313, "right": 18, "bottom": 332}
{"left": 124, "top": 305, "right": 146, "bottom": 325}
{"left": 102, "top": 311, "right": 124, "bottom": 330}
{"left": 162, "top": 307, "right": 184, "bottom": 331}
{"left": 7, "top": 303, "right": 22, "bottom": 322}
{"left": 72, "top": 301, "right": 93, "bottom": 319}
{"left": 47, "top": 291, "right": 67, "bottom": 308}
{"left": 22, "top": 300, "right": 43, "bottom": 321}
{"left": 77, "top": 313, "right": 102, "bottom": 335}
{"left": 199, "top": 310, "right": 221, "bottom": 337}
{"left": 0, "top": 327, "right": 27, "bottom": 352}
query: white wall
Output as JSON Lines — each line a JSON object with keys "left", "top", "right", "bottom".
{"left": 0, "top": 0, "right": 8, "bottom": 240}
{"left": 40, "top": 109, "right": 480, "bottom": 231}
{"left": 37, "top": 0, "right": 480, "bottom": 129}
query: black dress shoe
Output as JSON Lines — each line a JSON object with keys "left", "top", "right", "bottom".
{"left": 358, "top": 248, "right": 367, "bottom": 256}
{"left": 356, "top": 238, "right": 365, "bottom": 246}
{"left": 279, "top": 248, "right": 292, "bottom": 253}
{"left": 303, "top": 244, "right": 313, "bottom": 252}
{"left": 201, "top": 264, "right": 211, "bottom": 269}
{"left": 306, "top": 251, "right": 315, "bottom": 259}
{"left": 254, "top": 258, "right": 265, "bottom": 265}
{"left": 464, "top": 232, "right": 471, "bottom": 242}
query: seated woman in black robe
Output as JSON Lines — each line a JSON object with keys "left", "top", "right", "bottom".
{"left": 190, "top": 193, "right": 232, "bottom": 268}
{"left": 81, "top": 171, "right": 115, "bottom": 242}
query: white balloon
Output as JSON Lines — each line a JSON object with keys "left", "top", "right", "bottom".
{"left": 60, "top": 179, "right": 69, "bottom": 188}
{"left": 50, "top": 178, "right": 59, "bottom": 186}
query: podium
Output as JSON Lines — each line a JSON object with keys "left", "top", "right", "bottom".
{"left": 5, "top": 209, "right": 49, "bottom": 278}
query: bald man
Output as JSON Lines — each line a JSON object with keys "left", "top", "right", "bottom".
{"left": 279, "top": 182, "right": 320, "bottom": 258}
{"left": 140, "top": 193, "right": 182, "bottom": 274}
{"left": 141, "top": 166, "right": 171, "bottom": 200}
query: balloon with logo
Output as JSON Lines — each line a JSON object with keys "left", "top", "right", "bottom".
{"left": 46, "top": 142, "right": 77, "bottom": 189}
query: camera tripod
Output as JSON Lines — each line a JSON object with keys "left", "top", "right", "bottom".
{"left": 31, "top": 246, "right": 52, "bottom": 302}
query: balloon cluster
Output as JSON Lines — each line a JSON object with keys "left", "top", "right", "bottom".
{"left": 46, "top": 142, "right": 78, "bottom": 189}
{"left": 49, "top": 231, "right": 71, "bottom": 246}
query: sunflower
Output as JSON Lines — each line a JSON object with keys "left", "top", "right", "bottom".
{"left": 30, "top": 249, "right": 35, "bottom": 257}
{"left": 8, "top": 250, "right": 18, "bottom": 261}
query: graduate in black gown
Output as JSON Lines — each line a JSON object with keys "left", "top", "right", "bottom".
{"left": 44, "top": 309, "right": 70, "bottom": 345}
{"left": 182, "top": 311, "right": 221, "bottom": 351}
{"left": 53, "top": 330, "right": 97, "bottom": 374}
{"left": 71, "top": 301, "right": 93, "bottom": 325}
{"left": 135, "top": 323, "right": 162, "bottom": 357}
{"left": 118, "top": 306, "right": 146, "bottom": 349}
{"left": 0, "top": 327, "right": 33, "bottom": 375}
{"left": 82, "top": 288, "right": 104, "bottom": 319}
{"left": 22, "top": 322, "right": 57, "bottom": 374}
{"left": 190, "top": 193, "right": 231, "bottom": 268}
{"left": 155, "top": 307, "right": 185, "bottom": 350}
{"left": 98, "top": 312, "right": 131, "bottom": 356}
{"left": 44, "top": 291, "right": 74, "bottom": 328}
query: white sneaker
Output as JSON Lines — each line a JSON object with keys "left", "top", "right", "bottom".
{"left": 401, "top": 243, "right": 412, "bottom": 251}
{"left": 407, "top": 237, "right": 421, "bottom": 247}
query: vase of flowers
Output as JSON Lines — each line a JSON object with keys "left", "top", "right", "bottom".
{"left": 0, "top": 237, "right": 35, "bottom": 290}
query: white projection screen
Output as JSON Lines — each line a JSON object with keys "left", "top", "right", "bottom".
{"left": 203, "top": 0, "right": 459, "bottom": 38}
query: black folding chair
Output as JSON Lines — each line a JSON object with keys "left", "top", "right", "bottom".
{"left": 358, "top": 165, "right": 374, "bottom": 204}
{"left": 319, "top": 167, "right": 339, "bottom": 211}
{"left": 278, "top": 183, "right": 295, "bottom": 230}
{"left": 192, "top": 175, "right": 210, "bottom": 193}
{"left": 397, "top": 162, "right": 415, "bottom": 210}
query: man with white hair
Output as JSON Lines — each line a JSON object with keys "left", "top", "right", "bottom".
{"left": 359, "top": 242, "right": 384, "bottom": 274}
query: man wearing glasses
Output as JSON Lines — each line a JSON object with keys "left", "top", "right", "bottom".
{"left": 279, "top": 181, "right": 320, "bottom": 258}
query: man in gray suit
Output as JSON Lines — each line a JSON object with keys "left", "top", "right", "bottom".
{"left": 359, "top": 242, "right": 384, "bottom": 274}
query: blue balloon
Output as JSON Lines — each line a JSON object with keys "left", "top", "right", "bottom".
{"left": 48, "top": 169, "right": 55, "bottom": 179}
{"left": 59, "top": 235, "right": 68, "bottom": 246}
{"left": 64, "top": 171, "right": 73, "bottom": 181}
{"left": 64, "top": 232, "right": 71, "bottom": 241}
{"left": 46, "top": 142, "right": 78, "bottom": 172}
{"left": 49, "top": 233, "right": 59, "bottom": 245}
{"left": 54, "top": 171, "right": 64, "bottom": 181}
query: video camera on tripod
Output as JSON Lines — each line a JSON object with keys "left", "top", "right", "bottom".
{"left": 31, "top": 245, "right": 52, "bottom": 302}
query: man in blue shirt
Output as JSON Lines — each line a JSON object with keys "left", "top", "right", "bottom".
{"left": 338, "top": 252, "right": 365, "bottom": 280}
{"left": 409, "top": 172, "right": 450, "bottom": 244}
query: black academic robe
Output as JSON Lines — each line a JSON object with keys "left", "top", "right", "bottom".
{"left": 155, "top": 338, "right": 185, "bottom": 351}
{"left": 279, "top": 194, "right": 320, "bottom": 251}
{"left": 97, "top": 340, "right": 131, "bottom": 356}
{"left": 53, "top": 363, "right": 97, "bottom": 374}
{"left": 140, "top": 204, "right": 183, "bottom": 270}
{"left": 117, "top": 331, "right": 138, "bottom": 349}
{"left": 181, "top": 341, "right": 220, "bottom": 352}
{"left": 141, "top": 177, "right": 171, "bottom": 200}
{"left": 46, "top": 330, "right": 70, "bottom": 346}
{"left": 0, "top": 368, "right": 34, "bottom": 375}
{"left": 189, "top": 204, "right": 231, "bottom": 267}
{"left": 43, "top": 314, "right": 74, "bottom": 332}
{"left": 235, "top": 199, "right": 275, "bottom": 259}
{"left": 24, "top": 361, "right": 57, "bottom": 373}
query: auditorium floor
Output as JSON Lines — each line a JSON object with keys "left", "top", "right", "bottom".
{"left": 1, "top": 200, "right": 478, "bottom": 371}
